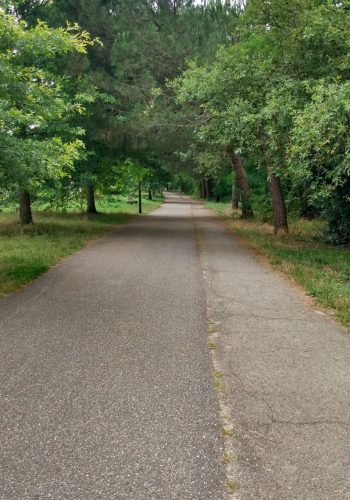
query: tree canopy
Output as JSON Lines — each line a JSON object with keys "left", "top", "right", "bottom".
{"left": 0, "top": 0, "right": 349, "bottom": 243}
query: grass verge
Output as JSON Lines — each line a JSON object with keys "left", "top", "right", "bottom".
{"left": 0, "top": 196, "right": 162, "bottom": 297}
{"left": 206, "top": 202, "right": 350, "bottom": 330}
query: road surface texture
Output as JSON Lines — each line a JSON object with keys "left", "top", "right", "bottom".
{"left": 1, "top": 193, "right": 350, "bottom": 500}
{"left": 192, "top": 202, "right": 350, "bottom": 500}
{"left": 0, "top": 194, "right": 225, "bottom": 500}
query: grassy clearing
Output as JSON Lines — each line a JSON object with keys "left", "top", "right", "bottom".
{"left": 206, "top": 202, "right": 350, "bottom": 330}
{"left": 0, "top": 196, "right": 162, "bottom": 297}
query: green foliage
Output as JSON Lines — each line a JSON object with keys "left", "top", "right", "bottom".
{"left": 172, "top": 173, "right": 197, "bottom": 194}
{"left": 172, "top": 0, "right": 350, "bottom": 242}
{"left": 289, "top": 81, "right": 350, "bottom": 242}
{"left": 0, "top": 10, "right": 94, "bottom": 200}
{"left": 1, "top": 0, "right": 349, "bottom": 242}
{"left": 212, "top": 171, "right": 233, "bottom": 202}
{"left": 321, "top": 182, "right": 350, "bottom": 245}
{"left": 1, "top": 0, "right": 243, "bottom": 214}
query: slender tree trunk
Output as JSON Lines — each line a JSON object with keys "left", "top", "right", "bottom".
{"left": 257, "top": 135, "right": 288, "bottom": 234}
{"left": 200, "top": 178, "right": 206, "bottom": 199}
{"left": 268, "top": 174, "right": 288, "bottom": 235}
{"left": 231, "top": 181, "right": 239, "bottom": 209}
{"left": 230, "top": 155, "right": 253, "bottom": 218}
{"left": 148, "top": 190, "right": 152, "bottom": 200}
{"left": 19, "top": 191, "right": 33, "bottom": 224}
{"left": 138, "top": 181, "right": 142, "bottom": 214}
{"left": 208, "top": 178, "right": 214, "bottom": 199}
{"left": 204, "top": 178, "right": 210, "bottom": 200}
{"left": 86, "top": 183, "right": 97, "bottom": 214}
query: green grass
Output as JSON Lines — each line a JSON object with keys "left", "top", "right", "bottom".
{"left": 0, "top": 196, "right": 162, "bottom": 297}
{"left": 214, "top": 370, "right": 225, "bottom": 392}
{"left": 225, "top": 480, "right": 239, "bottom": 492}
{"left": 208, "top": 340, "right": 217, "bottom": 350}
{"left": 220, "top": 427, "right": 235, "bottom": 438}
{"left": 206, "top": 202, "right": 350, "bottom": 330}
{"left": 221, "top": 452, "right": 235, "bottom": 464}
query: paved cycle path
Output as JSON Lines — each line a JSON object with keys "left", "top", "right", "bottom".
{"left": 0, "top": 194, "right": 225, "bottom": 500}
{"left": 1, "top": 193, "right": 350, "bottom": 500}
{"left": 192, "top": 203, "right": 350, "bottom": 500}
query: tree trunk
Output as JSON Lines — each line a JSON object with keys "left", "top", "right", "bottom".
{"left": 231, "top": 181, "right": 239, "bottom": 209}
{"left": 268, "top": 174, "right": 288, "bottom": 235}
{"left": 86, "top": 183, "right": 97, "bottom": 214}
{"left": 148, "top": 190, "right": 152, "bottom": 200}
{"left": 200, "top": 178, "right": 206, "bottom": 199}
{"left": 204, "top": 178, "right": 210, "bottom": 200}
{"left": 231, "top": 155, "right": 253, "bottom": 218}
{"left": 19, "top": 191, "right": 33, "bottom": 224}
{"left": 138, "top": 181, "right": 142, "bottom": 214}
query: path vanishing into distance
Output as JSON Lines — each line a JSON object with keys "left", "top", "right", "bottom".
{"left": 1, "top": 192, "right": 350, "bottom": 500}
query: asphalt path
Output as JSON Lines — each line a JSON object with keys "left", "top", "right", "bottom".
{"left": 0, "top": 193, "right": 225, "bottom": 500}
{"left": 192, "top": 203, "right": 350, "bottom": 500}
{"left": 1, "top": 193, "right": 350, "bottom": 500}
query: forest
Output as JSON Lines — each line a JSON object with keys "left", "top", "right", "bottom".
{"left": 0, "top": 0, "right": 349, "bottom": 321}
{"left": 0, "top": 0, "right": 348, "bottom": 237}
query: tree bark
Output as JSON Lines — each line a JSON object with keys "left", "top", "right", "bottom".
{"left": 148, "top": 190, "right": 152, "bottom": 200}
{"left": 204, "top": 178, "right": 210, "bottom": 200}
{"left": 200, "top": 178, "right": 206, "bottom": 199}
{"left": 86, "top": 183, "right": 97, "bottom": 214}
{"left": 231, "top": 181, "right": 239, "bottom": 209}
{"left": 138, "top": 182, "right": 142, "bottom": 214}
{"left": 19, "top": 191, "right": 33, "bottom": 224}
{"left": 230, "top": 155, "right": 253, "bottom": 218}
{"left": 268, "top": 174, "right": 288, "bottom": 235}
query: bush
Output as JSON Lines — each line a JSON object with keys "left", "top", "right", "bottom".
{"left": 322, "top": 181, "right": 350, "bottom": 245}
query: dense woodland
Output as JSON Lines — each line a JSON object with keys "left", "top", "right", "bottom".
{"left": 0, "top": 0, "right": 349, "bottom": 243}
